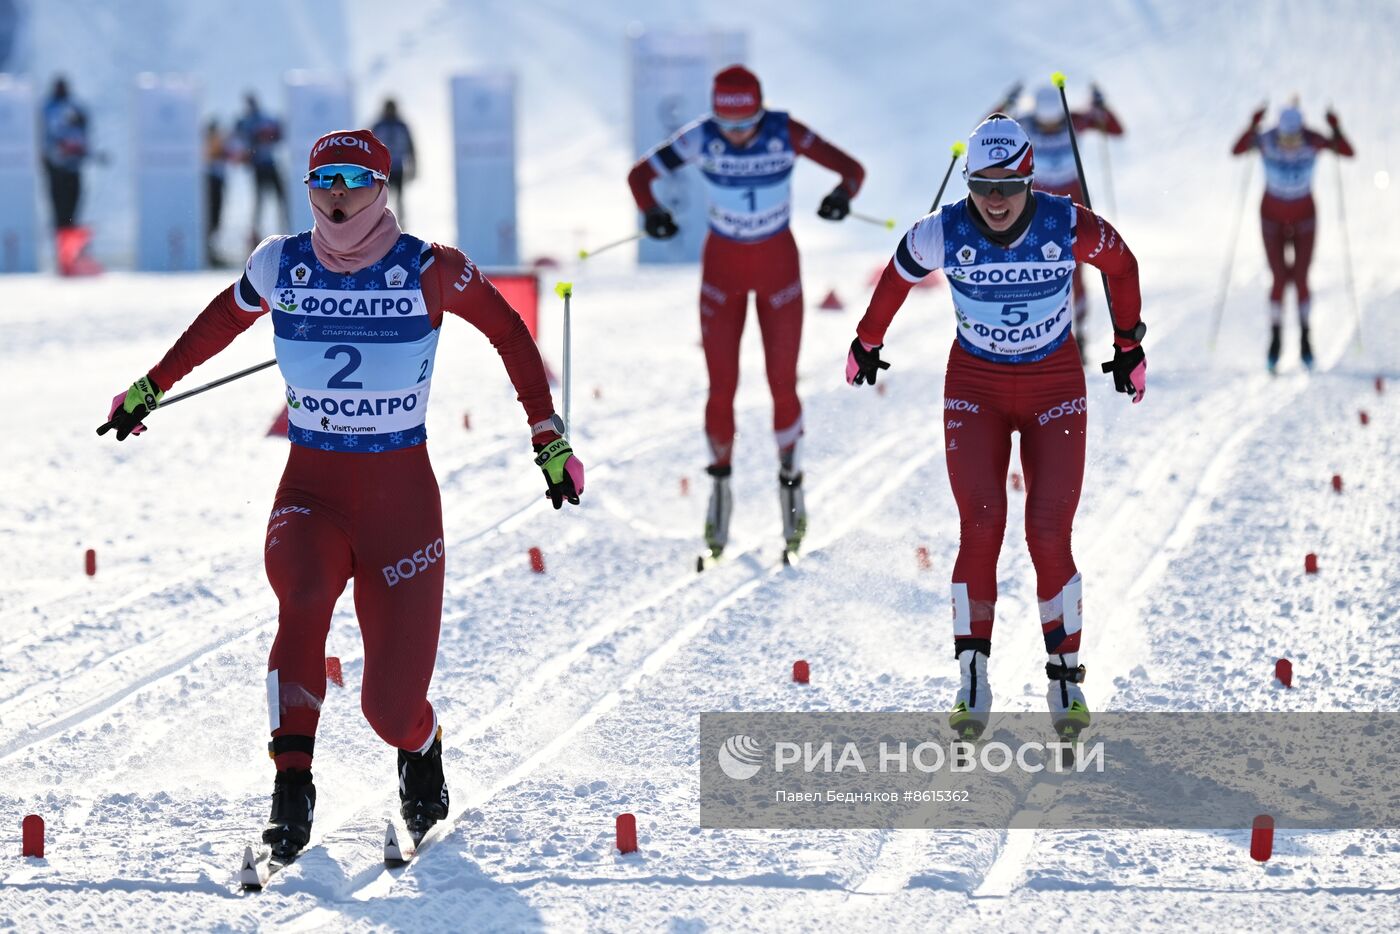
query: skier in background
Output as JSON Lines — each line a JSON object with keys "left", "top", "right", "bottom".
{"left": 1231, "top": 102, "right": 1353, "bottom": 371}
{"left": 846, "top": 114, "right": 1146, "bottom": 743}
{"left": 627, "top": 64, "right": 866, "bottom": 564}
{"left": 41, "top": 76, "right": 100, "bottom": 276}
{"left": 371, "top": 98, "right": 416, "bottom": 224}
{"left": 97, "top": 129, "right": 585, "bottom": 864}
{"left": 204, "top": 119, "right": 230, "bottom": 268}
{"left": 233, "top": 92, "right": 289, "bottom": 243}
{"left": 993, "top": 81, "right": 1124, "bottom": 360}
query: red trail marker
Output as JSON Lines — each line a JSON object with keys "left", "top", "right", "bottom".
{"left": 1250, "top": 814, "right": 1275, "bottom": 862}
{"left": 615, "top": 813, "right": 638, "bottom": 854}
{"left": 462, "top": 412, "right": 471, "bottom": 430}
{"left": 680, "top": 477, "right": 690, "bottom": 497}
{"left": 1331, "top": 474, "right": 1343, "bottom": 493}
{"left": 1359, "top": 410, "right": 1370, "bottom": 426}
{"left": 818, "top": 289, "right": 844, "bottom": 311}
{"left": 22, "top": 814, "right": 43, "bottom": 858}
{"left": 84, "top": 548, "right": 96, "bottom": 577}
{"left": 1304, "top": 553, "right": 1318, "bottom": 574}
{"left": 529, "top": 547, "right": 546, "bottom": 574}
{"left": 916, "top": 546, "right": 932, "bottom": 571}
{"left": 792, "top": 660, "right": 810, "bottom": 684}
{"left": 1275, "top": 658, "right": 1293, "bottom": 688}
{"left": 326, "top": 656, "right": 343, "bottom": 688}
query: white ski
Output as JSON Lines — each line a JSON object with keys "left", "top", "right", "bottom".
{"left": 383, "top": 820, "right": 416, "bottom": 866}
{"left": 238, "top": 844, "right": 273, "bottom": 890}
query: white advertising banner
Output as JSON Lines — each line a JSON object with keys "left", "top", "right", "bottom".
{"left": 133, "top": 74, "right": 201, "bottom": 271}
{"left": 451, "top": 72, "right": 518, "bottom": 267}
{"left": 283, "top": 72, "right": 353, "bottom": 233}
{"left": 629, "top": 27, "right": 747, "bottom": 265}
{"left": 0, "top": 74, "right": 37, "bottom": 272}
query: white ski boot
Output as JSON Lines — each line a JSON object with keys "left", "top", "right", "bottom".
{"left": 778, "top": 468, "right": 807, "bottom": 562}
{"left": 1046, "top": 657, "right": 1090, "bottom": 741}
{"left": 702, "top": 464, "right": 733, "bottom": 562}
{"left": 949, "top": 648, "right": 992, "bottom": 741}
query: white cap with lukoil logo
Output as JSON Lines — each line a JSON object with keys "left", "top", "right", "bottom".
{"left": 965, "top": 113, "right": 1035, "bottom": 177}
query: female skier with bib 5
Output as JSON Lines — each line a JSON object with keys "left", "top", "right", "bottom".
{"left": 846, "top": 114, "right": 1145, "bottom": 742}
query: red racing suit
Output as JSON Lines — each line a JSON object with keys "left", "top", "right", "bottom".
{"left": 629, "top": 112, "right": 864, "bottom": 466}
{"left": 1232, "top": 121, "right": 1353, "bottom": 314}
{"left": 858, "top": 194, "right": 1142, "bottom": 659}
{"left": 148, "top": 240, "right": 556, "bottom": 770}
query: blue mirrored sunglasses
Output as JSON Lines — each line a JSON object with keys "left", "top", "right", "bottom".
{"left": 713, "top": 110, "right": 764, "bottom": 132}
{"left": 303, "top": 164, "right": 386, "bottom": 189}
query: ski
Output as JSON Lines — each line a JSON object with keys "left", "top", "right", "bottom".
{"left": 237, "top": 844, "right": 289, "bottom": 890}
{"left": 383, "top": 820, "right": 416, "bottom": 866}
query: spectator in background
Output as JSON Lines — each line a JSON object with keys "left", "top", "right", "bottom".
{"left": 371, "top": 98, "right": 416, "bottom": 223}
{"left": 233, "top": 92, "right": 289, "bottom": 242}
{"left": 204, "top": 119, "right": 230, "bottom": 267}
{"left": 41, "top": 76, "right": 89, "bottom": 233}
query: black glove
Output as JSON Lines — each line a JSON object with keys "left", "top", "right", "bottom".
{"left": 644, "top": 207, "right": 678, "bottom": 240}
{"left": 1100, "top": 345, "right": 1146, "bottom": 404}
{"left": 846, "top": 338, "right": 891, "bottom": 386}
{"left": 97, "top": 375, "right": 163, "bottom": 440}
{"left": 817, "top": 187, "right": 851, "bottom": 221}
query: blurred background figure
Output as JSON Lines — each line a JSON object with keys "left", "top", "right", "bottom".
{"left": 204, "top": 119, "right": 230, "bottom": 267}
{"left": 233, "top": 92, "right": 289, "bottom": 243}
{"left": 992, "top": 81, "right": 1125, "bottom": 360}
{"left": 371, "top": 98, "right": 416, "bottom": 223}
{"left": 1232, "top": 101, "right": 1354, "bottom": 372}
{"left": 42, "top": 75, "right": 101, "bottom": 275}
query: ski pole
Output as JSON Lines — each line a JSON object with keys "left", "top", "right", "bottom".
{"left": 157, "top": 358, "right": 278, "bottom": 410}
{"left": 553, "top": 281, "right": 573, "bottom": 434}
{"left": 1206, "top": 158, "right": 1255, "bottom": 353}
{"left": 578, "top": 232, "right": 643, "bottom": 261}
{"left": 1333, "top": 148, "right": 1364, "bottom": 353}
{"left": 849, "top": 210, "right": 897, "bottom": 230}
{"left": 928, "top": 141, "right": 968, "bottom": 213}
{"left": 1052, "top": 70, "right": 1115, "bottom": 319}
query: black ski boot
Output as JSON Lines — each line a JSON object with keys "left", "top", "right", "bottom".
{"left": 261, "top": 768, "right": 316, "bottom": 862}
{"left": 1267, "top": 325, "right": 1282, "bottom": 373}
{"left": 1300, "top": 325, "right": 1314, "bottom": 370}
{"left": 399, "top": 726, "right": 449, "bottom": 843}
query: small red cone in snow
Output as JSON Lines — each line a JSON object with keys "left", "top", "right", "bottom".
{"left": 1304, "top": 553, "right": 1319, "bottom": 574}
{"left": 593, "top": 386, "right": 603, "bottom": 400}
{"left": 1359, "top": 410, "right": 1370, "bottom": 426}
{"left": 1009, "top": 472, "right": 1023, "bottom": 492}
{"left": 267, "top": 409, "right": 289, "bottom": 437}
{"left": 1331, "top": 474, "right": 1343, "bottom": 493}
{"left": 1275, "top": 658, "right": 1292, "bottom": 688}
{"left": 818, "top": 289, "right": 844, "bottom": 311}
{"left": 680, "top": 477, "right": 690, "bottom": 496}
{"left": 529, "top": 547, "right": 546, "bottom": 574}
{"left": 463, "top": 412, "right": 471, "bottom": 430}
{"left": 1250, "top": 814, "right": 1275, "bottom": 862}
{"left": 916, "top": 546, "right": 932, "bottom": 571}
{"left": 793, "top": 660, "right": 810, "bottom": 684}
{"left": 84, "top": 548, "right": 96, "bottom": 577}
{"left": 22, "top": 815, "right": 43, "bottom": 858}
{"left": 615, "top": 813, "right": 638, "bottom": 854}
{"left": 326, "top": 656, "right": 343, "bottom": 688}
{"left": 1376, "top": 376, "right": 1385, "bottom": 394}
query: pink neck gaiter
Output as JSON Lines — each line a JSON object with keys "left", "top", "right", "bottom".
{"left": 309, "top": 185, "right": 402, "bottom": 272}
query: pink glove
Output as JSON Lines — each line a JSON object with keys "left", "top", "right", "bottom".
{"left": 106, "top": 390, "right": 147, "bottom": 436}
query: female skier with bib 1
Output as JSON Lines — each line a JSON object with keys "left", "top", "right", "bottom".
{"left": 846, "top": 114, "right": 1145, "bottom": 742}
{"left": 98, "top": 129, "right": 584, "bottom": 863}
